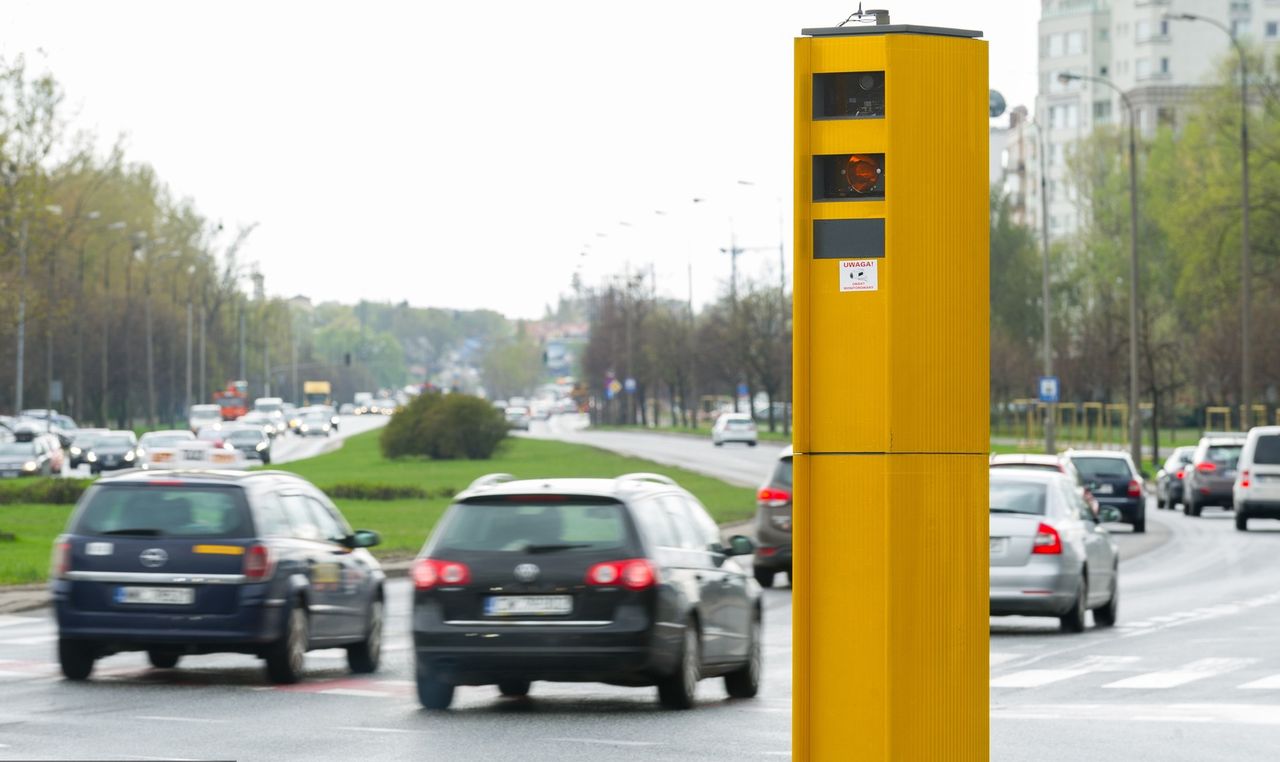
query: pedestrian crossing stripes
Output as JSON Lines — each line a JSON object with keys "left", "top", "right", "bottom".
{"left": 990, "top": 654, "right": 1274, "bottom": 692}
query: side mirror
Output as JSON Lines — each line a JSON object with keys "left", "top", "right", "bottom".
{"left": 725, "top": 534, "right": 755, "bottom": 557}
{"left": 1097, "top": 506, "right": 1122, "bottom": 524}
{"left": 349, "top": 529, "right": 381, "bottom": 549}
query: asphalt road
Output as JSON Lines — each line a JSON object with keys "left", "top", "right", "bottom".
{"left": 4, "top": 419, "right": 1279, "bottom": 759}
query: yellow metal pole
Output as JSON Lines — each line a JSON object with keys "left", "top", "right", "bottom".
{"left": 794, "top": 22, "right": 988, "bottom": 760}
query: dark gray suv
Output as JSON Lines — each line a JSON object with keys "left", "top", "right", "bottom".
{"left": 753, "top": 447, "right": 792, "bottom": 588}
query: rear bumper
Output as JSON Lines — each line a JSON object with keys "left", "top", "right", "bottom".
{"left": 1238, "top": 500, "right": 1280, "bottom": 520}
{"left": 989, "top": 559, "right": 1078, "bottom": 617}
{"left": 413, "top": 602, "right": 674, "bottom": 685}
{"left": 52, "top": 580, "right": 285, "bottom": 652}
{"left": 753, "top": 544, "right": 792, "bottom": 572}
{"left": 1096, "top": 497, "right": 1144, "bottom": 523}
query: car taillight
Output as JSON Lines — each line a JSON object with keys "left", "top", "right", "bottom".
{"left": 1240, "top": 470, "right": 1251, "bottom": 488}
{"left": 411, "top": 558, "right": 471, "bottom": 590}
{"left": 1197, "top": 462, "right": 1217, "bottom": 473}
{"left": 1032, "top": 523, "right": 1062, "bottom": 555}
{"left": 243, "top": 544, "right": 275, "bottom": 580}
{"left": 757, "top": 487, "right": 791, "bottom": 507}
{"left": 50, "top": 541, "right": 70, "bottom": 579}
{"left": 586, "top": 559, "right": 657, "bottom": 590}
{"left": 1176, "top": 469, "right": 1184, "bottom": 480}
{"left": 1127, "top": 479, "right": 1142, "bottom": 497}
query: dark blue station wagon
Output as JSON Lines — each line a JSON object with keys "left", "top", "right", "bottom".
{"left": 51, "top": 469, "right": 384, "bottom": 683}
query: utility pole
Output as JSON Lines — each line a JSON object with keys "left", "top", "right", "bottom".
{"left": 144, "top": 252, "right": 157, "bottom": 427}
{"left": 722, "top": 233, "right": 742, "bottom": 413}
{"left": 1038, "top": 110, "right": 1056, "bottom": 454}
{"left": 15, "top": 217, "right": 28, "bottom": 413}
{"left": 100, "top": 237, "right": 113, "bottom": 427}
{"left": 238, "top": 305, "right": 246, "bottom": 380}
{"left": 185, "top": 301, "right": 193, "bottom": 414}
{"left": 198, "top": 302, "right": 207, "bottom": 403}
{"left": 779, "top": 211, "right": 790, "bottom": 438}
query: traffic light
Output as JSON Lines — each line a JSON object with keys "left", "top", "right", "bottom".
{"left": 793, "top": 21, "right": 989, "bottom": 761}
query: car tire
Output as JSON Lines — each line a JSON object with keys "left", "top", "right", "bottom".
{"left": 1184, "top": 495, "right": 1199, "bottom": 517}
{"left": 753, "top": 567, "right": 775, "bottom": 588}
{"left": 58, "top": 638, "right": 95, "bottom": 681}
{"left": 713, "top": 441, "right": 723, "bottom": 447}
{"left": 748, "top": 441, "right": 757, "bottom": 448}
{"left": 657, "top": 621, "right": 700, "bottom": 710}
{"left": 1132, "top": 515, "right": 1146, "bottom": 533}
{"left": 1059, "top": 577, "right": 1087, "bottom": 633}
{"left": 498, "top": 679, "right": 531, "bottom": 697}
{"left": 147, "top": 650, "right": 180, "bottom": 669}
{"left": 265, "top": 605, "right": 308, "bottom": 685}
{"left": 1092, "top": 574, "right": 1119, "bottom": 628}
{"left": 416, "top": 661, "right": 455, "bottom": 710}
{"left": 1156, "top": 496, "right": 1166, "bottom": 510}
{"left": 723, "top": 618, "right": 761, "bottom": 699}
{"left": 1236, "top": 512, "right": 1249, "bottom": 532}
{"left": 347, "top": 598, "right": 382, "bottom": 674}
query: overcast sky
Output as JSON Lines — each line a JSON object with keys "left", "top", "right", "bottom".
{"left": 6, "top": 1, "right": 1038, "bottom": 319}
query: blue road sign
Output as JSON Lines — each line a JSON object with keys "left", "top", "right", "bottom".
{"left": 1038, "top": 376, "right": 1060, "bottom": 404}
{"left": 624, "top": 377, "right": 637, "bottom": 393}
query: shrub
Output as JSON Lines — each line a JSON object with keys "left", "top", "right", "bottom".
{"left": 380, "top": 392, "right": 508, "bottom": 460}
{"left": 325, "top": 483, "right": 457, "bottom": 501}
{"left": 0, "top": 478, "right": 92, "bottom": 505}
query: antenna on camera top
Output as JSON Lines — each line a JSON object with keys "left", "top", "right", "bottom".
{"left": 837, "top": 4, "right": 891, "bottom": 27}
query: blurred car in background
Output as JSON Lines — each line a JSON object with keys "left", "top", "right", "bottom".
{"left": 988, "top": 467, "right": 1121, "bottom": 632}
{"left": 1184, "top": 433, "right": 1247, "bottom": 517}
{"left": 188, "top": 404, "right": 223, "bottom": 433}
{"left": 238, "top": 411, "right": 278, "bottom": 438}
{"left": 339, "top": 403, "right": 355, "bottom": 415}
{"left": 297, "top": 411, "right": 333, "bottom": 437}
{"left": 1065, "top": 449, "right": 1146, "bottom": 532}
{"left": 369, "top": 398, "right": 397, "bottom": 416}
{"left": 282, "top": 403, "right": 301, "bottom": 435}
{"left": 85, "top": 431, "right": 140, "bottom": 475}
{"left": 990, "top": 452, "right": 1098, "bottom": 518}
{"left": 69, "top": 429, "right": 110, "bottom": 469}
{"left": 504, "top": 406, "right": 531, "bottom": 431}
{"left": 224, "top": 426, "right": 273, "bottom": 464}
{"left": 195, "top": 426, "right": 232, "bottom": 449}
{"left": 1155, "top": 446, "right": 1196, "bottom": 510}
{"left": 139, "top": 430, "right": 196, "bottom": 451}
{"left": 1232, "top": 427, "right": 1280, "bottom": 531}
{"left": 712, "top": 413, "right": 757, "bottom": 447}
{"left": 754, "top": 446, "right": 792, "bottom": 588}
{"left": 0, "top": 439, "right": 56, "bottom": 477}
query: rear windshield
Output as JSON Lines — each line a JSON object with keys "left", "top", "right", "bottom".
{"left": 1071, "top": 457, "right": 1133, "bottom": 481}
{"left": 989, "top": 479, "right": 1048, "bottom": 516}
{"left": 1254, "top": 436, "right": 1280, "bottom": 466}
{"left": 256, "top": 403, "right": 282, "bottom": 414}
{"left": 991, "top": 463, "right": 1059, "bottom": 473}
{"left": 771, "top": 457, "right": 793, "bottom": 488}
{"left": 228, "top": 430, "right": 263, "bottom": 442}
{"left": 727, "top": 420, "right": 754, "bottom": 429}
{"left": 1205, "top": 445, "right": 1243, "bottom": 466}
{"left": 436, "top": 499, "right": 630, "bottom": 553}
{"left": 72, "top": 485, "right": 253, "bottom": 538}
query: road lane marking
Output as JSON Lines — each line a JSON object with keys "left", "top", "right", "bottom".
{"left": 0, "top": 635, "right": 57, "bottom": 645}
{"left": 542, "top": 738, "right": 662, "bottom": 747}
{"left": 1104, "top": 658, "right": 1255, "bottom": 689}
{"left": 133, "top": 716, "right": 229, "bottom": 724}
{"left": 1239, "top": 674, "right": 1280, "bottom": 690}
{"left": 992, "top": 703, "right": 1280, "bottom": 726}
{"left": 989, "top": 652, "right": 1021, "bottom": 668}
{"left": 319, "top": 688, "right": 392, "bottom": 698}
{"left": 991, "top": 669, "right": 1089, "bottom": 688}
{"left": 335, "top": 726, "right": 422, "bottom": 734}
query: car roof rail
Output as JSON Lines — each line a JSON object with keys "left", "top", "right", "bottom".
{"left": 467, "top": 473, "right": 516, "bottom": 491}
{"left": 615, "top": 472, "right": 677, "bottom": 488}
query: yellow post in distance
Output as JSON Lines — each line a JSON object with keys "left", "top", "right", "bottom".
{"left": 793, "top": 22, "right": 989, "bottom": 761}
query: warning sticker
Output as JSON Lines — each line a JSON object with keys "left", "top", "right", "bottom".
{"left": 839, "top": 259, "right": 878, "bottom": 292}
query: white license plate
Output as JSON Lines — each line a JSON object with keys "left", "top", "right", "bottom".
{"left": 484, "top": 595, "right": 572, "bottom": 617}
{"left": 182, "top": 449, "right": 206, "bottom": 461}
{"left": 989, "top": 538, "right": 1007, "bottom": 555}
{"left": 1094, "top": 484, "right": 1114, "bottom": 495}
{"left": 116, "top": 586, "right": 194, "bottom": 605}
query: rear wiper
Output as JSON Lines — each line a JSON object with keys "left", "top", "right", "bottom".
{"left": 522, "top": 543, "right": 592, "bottom": 554}
{"left": 98, "top": 528, "right": 163, "bottom": 536}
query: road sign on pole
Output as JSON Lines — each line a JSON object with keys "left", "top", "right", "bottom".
{"left": 793, "top": 20, "right": 988, "bottom": 760}
{"left": 1038, "top": 376, "right": 1060, "bottom": 404}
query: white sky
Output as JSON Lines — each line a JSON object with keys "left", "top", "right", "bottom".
{"left": 6, "top": 0, "right": 1037, "bottom": 319}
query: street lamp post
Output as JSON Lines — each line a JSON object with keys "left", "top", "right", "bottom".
{"left": 1165, "top": 13, "right": 1251, "bottom": 429}
{"left": 97, "top": 221, "right": 127, "bottom": 426}
{"left": 1060, "top": 71, "right": 1142, "bottom": 468}
{"left": 43, "top": 204, "right": 63, "bottom": 428}
{"left": 1037, "top": 107, "right": 1056, "bottom": 454}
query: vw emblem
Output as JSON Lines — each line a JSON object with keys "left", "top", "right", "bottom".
{"left": 139, "top": 548, "right": 168, "bottom": 568}
{"left": 514, "top": 563, "right": 540, "bottom": 583}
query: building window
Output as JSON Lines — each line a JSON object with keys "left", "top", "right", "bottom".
{"left": 1161, "top": 57, "right": 1170, "bottom": 74}
{"left": 1136, "top": 58, "right": 1151, "bottom": 79}
{"left": 1093, "top": 99, "right": 1113, "bottom": 122}
{"left": 1066, "top": 30, "right": 1086, "bottom": 54}
{"left": 1136, "top": 20, "right": 1152, "bottom": 40}
{"left": 1267, "top": 20, "right": 1278, "bottom": 37}
{"left": 1099, "top": 27, "right": 1110, "bottom": 42}
{"left": 1160, "top": 19, "right": 1170, "bottom": 36}
{"left": 1049, "top": 33, "right": 1065, "bottom": 57}
{"left": 1100, "top": 64, "right": 1109, "bottom": 76}
{"left": 1232, "top": 20, "right": 1251, "bottom": 37}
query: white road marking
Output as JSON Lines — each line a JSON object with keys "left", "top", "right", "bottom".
{"left": 0, "top": 616, "right": 44, "bottom": 628}
{"left": 991, "top": 669, "right": 1089, "bottom": 688}
{"left": 116, "top": 756, "right": 199, "bottom": 761}
{"left": 319, "top": 688, "right": 390, "bottom": 698}
{"left": 0, "top": 635, "right": 57, "bottom": 645}
{"left": 989, "top": 652, "right": 1021, "bottom": 668}
{"left": 1104, "top": 658, "right": 1255, "bottom": 689}
{"left": 992, "top": 703, "right": 1280, "bottom": 726}
{"left": 542, "top": 738, "right": 662, "bottom": 747}
{"left": 133, "top": 716, "right": 229, "bottom": 724}
{"left": 335, "top": 726, "right": 421, "bottom": 734}
{"left": 1239, "top": 674, "right": 1280, "bottom": 690}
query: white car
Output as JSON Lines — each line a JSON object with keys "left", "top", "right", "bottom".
{"left": 712, "top": 413, "right": 758, "bottom": 447}
{"left": 1233, "top": 426, "right": 1280, "bottom": 531}
{"left": 187, "top": 404, "right": 223, "bottom": 433}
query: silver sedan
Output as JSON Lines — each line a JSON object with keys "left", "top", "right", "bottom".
{"left": 989, "top": 468, "right": 1122, "bottom": 632}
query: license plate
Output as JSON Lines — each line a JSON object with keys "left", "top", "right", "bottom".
{"left": 1094, "top": 484, "right": 1114, "bottom": 495}
{"left": 115, "top": 586, "right": 194, "bottom": 605}
{"left": 151, "top": 452, "right": 173, "bottom": 463}
{"left": 989, "top": 538, "right": 1007, "bottom": 555}
{"left": 210, "top": 452, "right": 235, "bottom": 465}
{"left": 484, "top": 595, "right": 572, "bottom": 617}
{"left": 182, "top": 449, "right": 206, "bottom": 461}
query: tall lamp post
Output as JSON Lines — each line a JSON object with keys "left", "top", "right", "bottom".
{"left": 1165, "top": 13, "right": 1251, "bottom": 428}
{"left": 1060, "top": 71, "right": 1143, "bottom": 468}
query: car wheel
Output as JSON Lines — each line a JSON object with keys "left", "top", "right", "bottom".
{"left": 723, "top": 618, "right": 761, "bottom": 699}
{"left": 58, "top": 638, "right": 96, "bottom": 681}
{"left": 1156, "top": 496, "right": 1166, "bottom": 510}
{"left": 1184, "top": 495, "right": 1199, "bottom": 517}
{"left": 1236, "top": 512, "right": 1249, "bottom": 532}
{"left": 265, "top": 605, "right": 308, "bottom": 684}
{"left": 498, "top": 679, "right": 531, "bottom": 697}
{"left": 748, "top": 441, "right": 757, "bottom": 447}
{"left": 416, "top": 660, "right": 455, "bottom": 710}
{"left": 1132, "top": 515, "right": 1146, "bottom": 533}
{"left": 147, "top": 650, "right": 180, "bottom": 669}
{"left": 657, "top": 621, "right": 700, "bottom": 710}
{"left": 347, "top": 598, "right": 382, "bottom": 674}
{"left": 753, "top": 567, "right": 775, "bottom": 588}
{"left": 1059, "top": 576, "right": 1087, "bottom": 633}
{"left": 1092, "top": 574, "right": 1119, "bottom": 628}
{"left": 714, "top": 441, "right": 723, "bottom": 447}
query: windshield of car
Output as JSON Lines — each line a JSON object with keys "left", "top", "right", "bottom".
{"left": 72, "top": 485, "right": 252, "bottom": 538}
{"left": 196, "top": 430, "right": 222, "bottom": 441}
{"left": 436, "top": 499, "right": 630, "bottom": 553}
{"left": 1071, "top": 457, "right": 1132, "bottom": 481}
{"left": 771, "top": 457, "right": 792, "bottom": 488}
{"left": 1205, "top": 445, "right": 1243, "bottom": 466}
{"left": 96, "top": 436, "right": 133, "bottom": 449}
{"left": 72, "top": 434, "right": 100, "bottom": 447}
{"left": 0, "top": 443, "right": 35, "bottom": 456}
{"left": 255, "top": 403, "right": 282, "bottom": 414}
{"left": 989, "top": 479, "right": 1048, "bottom": 515}
{"left": 1254, "top": 436, "right": 1280, "bottom": 466}
{"left": 227, "top": 430, "right": 263, "bottom": 443}
{"left": 302, "top": 412, "right": 327, "bottom": 421}
{"left": 146, "top": 435, "right": 192, "bottom": 448}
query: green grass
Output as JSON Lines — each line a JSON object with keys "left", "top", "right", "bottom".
{"left": 0, "top": 504, "right": 74, "bottom": 585}
{"left": 275, "top": 432, "right": 756, "bottom": 560}
{"left": 593, "top": 423, "right": 792, "bottom": 443}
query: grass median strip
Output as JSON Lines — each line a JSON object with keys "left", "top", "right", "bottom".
{"left": 0, "top": 432, "right": 756, "bottom": 585}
